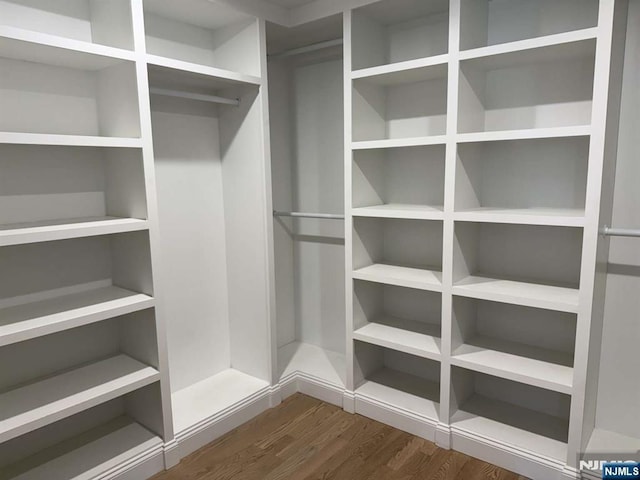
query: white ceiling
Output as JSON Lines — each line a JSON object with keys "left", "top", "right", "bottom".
{"left": 263, "top": 0, "right": 316, "bottom": 7}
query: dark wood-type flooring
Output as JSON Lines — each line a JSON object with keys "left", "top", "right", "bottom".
{"left": 152, "top": 393, "right": 528, "bottom": 480}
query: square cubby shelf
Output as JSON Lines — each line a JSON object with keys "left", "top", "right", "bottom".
{"left": 353, "top": 144, "right": 445, "bottom": 220}
{"left": 353, "top": 217, "right": 443, "bottom": 292}
{"left": 355, "top": 341, "right": 441, "bottom": 424}
{"left": 353, "top": 280, "right": 442, "bottom": 360}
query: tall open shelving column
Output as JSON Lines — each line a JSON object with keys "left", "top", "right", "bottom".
{"left": 346, "top": 1, "right": 628, "bottom": 479}
{"left": 133, "top": 0, "right": 275, "bottom": 466}
{"left": 0, "top": 1, "right": 168, "bottom": 478}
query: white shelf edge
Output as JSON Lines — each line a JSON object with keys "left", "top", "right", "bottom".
{"left": 353, "top": 320, "right": 441, "bottom": 361}
{"left": 451, "top": 339, "right": 573, "bottom": 395}
{"left": 351, "top": 54, "right": 449, "bottom": 81}
{"left": 0, "top": 132, "right": 143, "bottom": 148}
{"left": 0, "top": 25, "right": 136, "bottom": 63}
{"left": 452, "top": 210, "right": 585, "bottom": 227}
{"left": 452, "top": 276, "right": 580, "bottom": 314}
{"left": 456, "top": 126, "right": 591, "bottom": 144}
{"left": 0, "top": 218, "right": 149, "bottom": 247}
{"left": 352, "top": 205, "right": 444, "bottom": 220}
{"left": 459, "top": 27, "right": 599, "bottom": 62}
{"left": 353, "top": 264, "right": 443, "bottom": 292}
{"left": 0, "top": 355, "right": 160, "bottom": 444}
{"left": 0, "top": 286, "right": 154, "bottom": 347}
{"left": 352, "top": 136, "right": 447, "bottom": 150}
{"left": 146, "top": 54, "right": 262, "bottom": 86}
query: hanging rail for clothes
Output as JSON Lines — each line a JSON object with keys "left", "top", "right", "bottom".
{"left": 268, "top": 38, "right": 343, "bottom": 60}
{"left": 150, "top": 87, "right": 240, "bottom": 106}
{"left": 601, "top": 226, "right": 640, "bottom": 238}
{"left": 273, "top": 211, "right": 344, "bottom": 220}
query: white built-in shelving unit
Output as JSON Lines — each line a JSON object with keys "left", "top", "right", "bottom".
{"left": 0, "top": 0, "right": 635, "bottom": 479}
{"left": 346, "top": 0, "right": 629, "bottom": 479}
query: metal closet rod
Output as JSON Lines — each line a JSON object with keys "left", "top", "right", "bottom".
{"left": 274, "top": 211, "right": 344, "bottom": 220}
{"left": 268, "top": 38, "right": 343, "bottom": 60}
{"left": 601, "top": 226, "right": 640, "bottom": 238}
{"left": 150, "top": 87, "right": 240, "bottom": 106}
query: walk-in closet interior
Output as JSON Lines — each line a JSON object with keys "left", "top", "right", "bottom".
{"left": 0, "top": 0, "right": 637, "bottom": 479}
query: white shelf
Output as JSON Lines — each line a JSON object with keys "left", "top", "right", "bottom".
{"left": 453, "top": 276, "right": 579, "bottom": 313}
{"left": 353, "top": 264, "right": 442, "bottom": 292}
{"left": 451, "top": 394, "right": 568, "bottom": 462}
{"left": 0, "top": 355, "right": 159, "bottom": 444}
{"left": 460, "top": 28, "right": 598, "bottom": 64}
{"left": 352, "top": 55, "right": 448, "bottom": 85}
{"left": 0, "top": 133, "right": 143, "bottom": 148}
{"left": 0, "top": 26, "right": 135, "bottom": 70}
{"left": 353, "top": 317, "right": 441, "bottom": 360}
{"left": 353, "top": 204, "right": 444, "bottom": 220}
{"left": 0, "top": 285, "right": 154, "bottom": 347}
{"left": 172, "top": 369, "right": 270, "bottom": 434}
{"left": 0, "top": 418, "right": 162, "bottom": 480}
{"left": 453, "top": 208, "right": 585, "bottom": 227}
{"left": 278, "top": 341, "right": 345, "bottom": 387}
{"left": 0, "top": 217, "right": 149, "bottom": 247}
{"left": 352, "top": 136, "right": 447, "bottom": 150}
{"left": 452, "top": 336, "right": 573, "bottom": 394}
{"left": 456, "top": 126, "right": 591, "bottom": 144}
{"left": 356, "top": 368, "right": 439, "bottom": 421}
{"left": 146, "top": 54, "right": 261, "bottom": 87}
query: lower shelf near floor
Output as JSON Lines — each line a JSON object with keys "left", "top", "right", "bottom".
{"left": 278, "top": 341, "right": 346, "bottom": 388}
{"left": 450, "top": 367, "right": 570, "bottom": 468}
{"left": 171, "top": 369, "right": 270, "bottom": 435}
{"left": 0, "top": 417, "right": 163, "bottom": 480}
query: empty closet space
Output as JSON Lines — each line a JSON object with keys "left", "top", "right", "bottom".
{"left": 354, "top": 341, "right": 441, "bottom": 428}
{"left": 353, "top": 282, "right": 441, "bottom": 360}
{"left": 142, "top": 0, "right": 260, "bottom": 77}
{"left": 450, "top": 367, "right": 570, "bottom": 463}
{"left": 267, "top": 16, "right": 346, "bottom": 391}
{"left": 146, "top": 0, "right": 271, "bottom": 439}
{"left": 0, "top": 145, "right": 147, "bottom": 245}
{"left": 353, "top": 144, "right": 445, "bottom": 218}
{"left": 451, "top": 298, "right": 576, "bottom": 394}
{"left": 454, "top": 137, "right": 589, "bottom": 222}
{"left": 0, "top": 0, "right": 134, "bottom": 49}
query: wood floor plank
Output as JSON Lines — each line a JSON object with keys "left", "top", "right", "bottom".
{"left": 152, "top": 394, "right": 528, "bottom": 480}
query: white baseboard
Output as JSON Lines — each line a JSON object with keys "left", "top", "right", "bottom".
{"left": 165, "top": 386, "right": 272, "bottom": 466}
{"left": 108, "top": 444, "right": 165, "bottom": 480}
{"left": 451, "top": 426, "right": 566, "bottom": 480}
{"left": 354, "top": 393, "right": 439, "bottom": 441}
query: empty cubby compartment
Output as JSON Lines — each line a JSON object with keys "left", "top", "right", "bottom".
{"left": 0, "top": 55, "right": 140, "bottom": 137}
{"left": 0, "top": 145, "right": 146, "bottom": 227}
{"left": 460, "top": 0, "right": 599, "bottom": 51}
{"left": 457, "top": 39, "right": 596, "bottom": 133}
{"left": 353, "top": 68, "right": 448, "bottom": 141}
{"left": 353, "top": 145, "right": 445, "bottom": 212}
{"left": 451, "top": 367, "right": 570, "bottom": 461}
{"left": 455, "top": 137, "right": 589, "bottom": 213}
{"left": 351, "top": 0, "right": 449, "bottom": 70}
{"left": 354, "top": 280, "right": 441, "bottom": 358}
{"left": 453, "top": 222, "right": 582, "bottom": 289}
{"left": 354, "top": 217, "right": 443, "bottom": 273}
{"left": 0, "top": 0, "right": 135, "bottom": 49}
{"left": 354, "top": 341, "right": 441, "bottom": 421}
{"left": 143, "top": 0, "right": 260, "bottom": 76}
